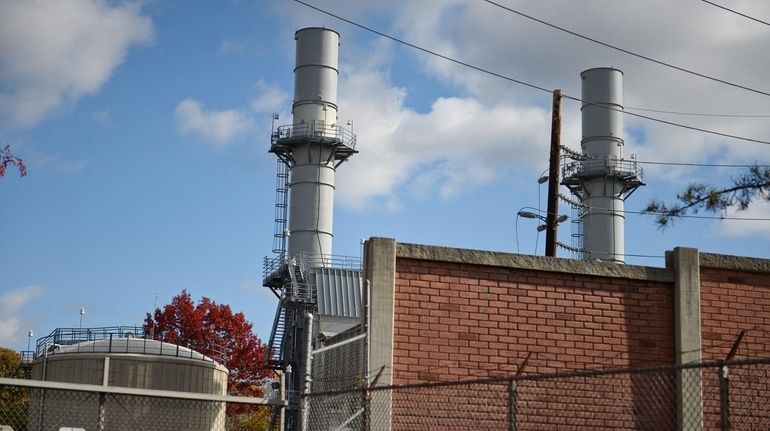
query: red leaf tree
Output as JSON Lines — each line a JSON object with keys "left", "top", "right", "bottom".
{"left": 143, "top": 290, "right": 269, "bottom": 396}
{"left": 0, "top": 144, "right": 27, "bottom": 178}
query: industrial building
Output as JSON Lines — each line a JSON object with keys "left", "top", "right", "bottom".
{"left": 263, "top": 26, "right": 770, "bottom": 431}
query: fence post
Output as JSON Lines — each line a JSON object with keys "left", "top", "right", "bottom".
{"left": 508, "top": 380, "right": 517, "bottom": 431}
{"left": 719, "top": 365, "right": 729, "bottom": 431}
{"left": 299, "top": 313, "right": 314, "bottom": 431}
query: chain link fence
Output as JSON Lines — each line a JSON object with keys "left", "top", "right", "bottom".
{"left": 304, "top": 358, "right": 770, "bottom": 430}
{"left": 305, "top": 328, "right": 367, "bottom": 431}
{"left": 0, "top": 380, "right": 281, "bottom": 431}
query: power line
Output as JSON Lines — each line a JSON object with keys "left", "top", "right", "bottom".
{"left": 700, "top": 0, "right": 770, "bottom": 27}
{"left": 479, "top": 0, "right": 770, "bottom": 98}
{"left": 293, "top": 0, "right": 770, "bottom": 147}
{"left": 562, "top": 96, "right": 770, "bottom": 146}
{"left": 291, "top": 0, "right": 550, "bottom": 94}
{"left": 634, "top": 160, "right": 770, "bottom": 168}
{"left": 605, "top": 207, "right": 770, "bottom": 222}
{"left": 625, "top": 105, "right": 770, "bottom": 118}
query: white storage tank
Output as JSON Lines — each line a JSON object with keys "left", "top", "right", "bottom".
{"left": 28, "top": 328, "right": 229, "bottom": 431}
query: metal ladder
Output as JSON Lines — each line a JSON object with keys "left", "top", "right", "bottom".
{"left": 272, "top": 160, "right": 289, "bottom": 256}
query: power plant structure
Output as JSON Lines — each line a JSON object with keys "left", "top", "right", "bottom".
{"left": 562, "top": 67, "right": 644, "bottom": 263}
{"left": 29, "top": 326, "right": 229, "bottom": 431}
{"left": 263, "top": 27, "right": 361, "bottom": 431}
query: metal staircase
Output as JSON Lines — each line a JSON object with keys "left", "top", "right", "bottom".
{"left": 266, "top": 304, "right": 287, "bottom": 369}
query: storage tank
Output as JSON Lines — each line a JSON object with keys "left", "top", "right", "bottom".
{"left": 29, "top": 328, "right": 228, "bottom": 431}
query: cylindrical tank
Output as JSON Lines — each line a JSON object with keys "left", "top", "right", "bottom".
{"left": 580, "top": 68, "right": 626, "bottom": 263}
{"left": 287, "top": 27, "right": 341, "bottom": 261}
{"left": 29, "top": 338, "right": 229, "bottom": 431}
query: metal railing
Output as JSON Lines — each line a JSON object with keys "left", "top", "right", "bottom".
{"left": 34, "top": 327, "right": 227, "bottom": 365}
{"left": 264, "top": 254, "right": 286, "bottom": 280}
{"left": 263, "top": 252, "right": 363, "bottom": 281}
{"left": 303, "top": 358, "right": 770, "bottom": 430}
{"left": 0, "top": 377, "right": 283, "bottom": 431}
{"left": 298, "top": 252, "right": 362, "bottom": 273}
{"left": 272, "top": 121, "right": 357, "bottom": 150}
{"left": 562, "top": 157, "right": 644, "bottom": 181}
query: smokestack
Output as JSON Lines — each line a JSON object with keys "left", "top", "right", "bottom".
{"left": 270, "top": 27, "right": 357, "bottom": 263}
{"left": 562, "top": 68, "right": 644, "bottom": 263}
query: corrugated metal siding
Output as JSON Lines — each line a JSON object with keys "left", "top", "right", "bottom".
{"left": 313, "top": 268, "right": 362, "bottom": 318}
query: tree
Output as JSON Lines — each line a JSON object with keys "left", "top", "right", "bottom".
{"left": 645, "top": 164, "right": 770, "bottom": 228}
{"left": 143, "top": 290, "right": 270, "bottom": 397}
{"left": 0, "top": 144, "right": 27, "bottom": 178}
{"left": 0, "top": 347, "right": 29, "bottom": 431}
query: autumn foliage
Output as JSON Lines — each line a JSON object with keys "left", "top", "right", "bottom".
{"left": 0, "top": 144, "right": 27, "bottom": 178}
{"left": 143, "top": 290, "right": 269, "bottom": 397}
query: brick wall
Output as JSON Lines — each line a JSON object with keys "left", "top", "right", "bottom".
{"left": 389, "top": 257, "right": 676, "bottom": 430}
{"left": 700, "top": 267, "right": 770, "bottom": 429}
{"left": 700, "top": 268, "right": 770, "bottom": 361}
{"left": 393, "top": 258, "right": 675, "bottom": 383}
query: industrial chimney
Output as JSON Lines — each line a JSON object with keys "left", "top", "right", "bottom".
{"left": 562, "top": 68, "right": 644, "bottom": 263}
{"left": 264, "top": 27, "right": 357, "bottom": 431}
{"left": 270, "top": 27, "right": 357, "bottom": 263}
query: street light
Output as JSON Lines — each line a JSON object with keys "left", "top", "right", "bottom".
{"left": 27, "top": 330, "right": 34, "bottom": 351}
{"left": 79, "top": 308, "right": 85, "bottom": 329}
{"left": 517, "top": 209, "right": 568, "bottom": 224}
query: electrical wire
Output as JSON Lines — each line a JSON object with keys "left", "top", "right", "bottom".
{"left": 581, "top": 206, "right": 770, "bottom": 222}
{"left": 293, "top": 0, "right": 770, "bottom": 147}
{"left": 479, "top": 0, "right": 770, "bottom": 98}
{"left": 562, "top": 96, "right": 770, "bottom": 146}
{"left": 634, "top": 160, "right": 770, "bottom": 168}
{"left": 624, "top": 105, "right": 770, "bottom": 118}
{"left": 700, "top": 0, "right": 770, "bottom": 27}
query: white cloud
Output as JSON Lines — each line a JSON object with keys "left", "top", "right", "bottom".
{"left": 0, "top": 285, "right": 42, "bottom": 347}
{"left": 175, "top": 99, "right": 255, "bottom": 146}
{"left": 279, "top": 0, "right": 770, "bottom": 212}
{"left": 716, "top": 200, "right": 770, "bottom": 240}
{"left": 334, "top": 45, "right": 552, "bottom": 209}
{"left": 0, "top": 0, "right": 154, "bottom": 130}
{"left": 250, "top": 80, "right": 290, "bottom": 113}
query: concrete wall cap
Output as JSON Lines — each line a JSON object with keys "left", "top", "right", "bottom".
{"left": 699, "top": 252, "right": 770, "bottom": 274}
{"left": 394, "top": 241, "right": 674, "bottom": 282}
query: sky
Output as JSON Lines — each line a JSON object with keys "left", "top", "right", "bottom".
{"left": 2, "top": 0, "right": 770, "bottom": 352}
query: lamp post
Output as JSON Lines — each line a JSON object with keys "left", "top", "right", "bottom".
{"left": 517, "top": 208, "right": 568, "bottom": 254}
{"left": 27, "top": 330, "right": 34, "bottom": 351}
{"left": 79, "top": 308, "right": 85, "bottom": 329}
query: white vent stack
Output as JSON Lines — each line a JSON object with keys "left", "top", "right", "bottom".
{"left": 270, "top": 27, "right": 357, "bottom": 262}
{"left": 563, "top": 68, "right": 644, "bottom": 263}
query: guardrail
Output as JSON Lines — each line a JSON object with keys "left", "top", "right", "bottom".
{"left": 562, "top": 157, "right": 643, "bottom": 181}
{"left": 34, "top": 326, "right": 227, "bottom": 364}
{"left": 272, "top": 121, "right": 357, "bottom": 150}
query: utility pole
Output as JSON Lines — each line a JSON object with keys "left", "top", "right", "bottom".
{"left": 545, "top": 89, "right": 562, "bottom": 257}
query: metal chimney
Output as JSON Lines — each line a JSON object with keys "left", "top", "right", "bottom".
{"left": 270, "top": 27, "right": 357, "bottom": 263}
{"left": 562, "top": 68, "right": 644, "bottom": 263}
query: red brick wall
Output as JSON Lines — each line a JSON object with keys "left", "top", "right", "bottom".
{"left": 700, "top": 268, "right": 770, "bottom": 430}
{"left": 393, "top": 258, "right": 675, "bottom": 383}
{"left": 390, "top": 257, "right": 676, "bottom": 430}
{"left": 700, "top": 268, "right": 770, "bottom": 360}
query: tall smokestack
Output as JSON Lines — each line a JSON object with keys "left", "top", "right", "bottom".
{"left": 563, "top": 68, "right": 644, "bottom": 263}
{"left": 270, "top": 27, "right": 356, "bottom": 263}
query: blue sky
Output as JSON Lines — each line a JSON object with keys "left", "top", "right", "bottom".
{"left": 2, "top": 0, "right": 770, "bottom": 352}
